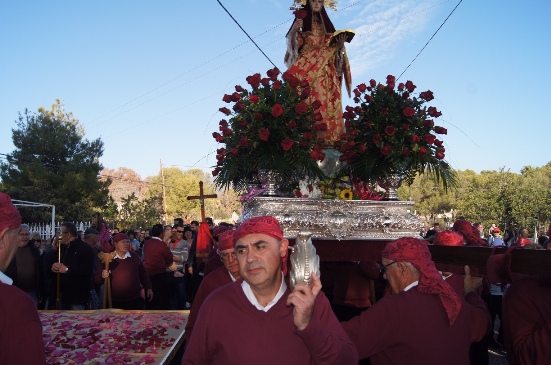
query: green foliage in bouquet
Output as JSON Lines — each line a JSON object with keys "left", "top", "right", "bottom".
{"left": 336, "top": 75, "right": 457, "bottom": 189}
{"left": 212, "top": 67, "right": 327, "bottom": 192}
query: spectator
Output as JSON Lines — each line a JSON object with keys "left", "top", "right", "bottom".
{"left": 96, "top": 233, "right": 152, "bottom": 310}
{"left": 0, "top": 192, "right": 46, "bottom": 364}
{"left": 5, "top": 224, "right": 43, "bottom": 308}
{"left": 50, "top": 222, "right": 95, "bottom": 310}
{"left": 143, "top": 224, "right": 175, "bottom": 310}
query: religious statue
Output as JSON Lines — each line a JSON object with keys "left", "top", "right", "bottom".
{"left": 285, "top": 0, "right": 353, "bottom": 145}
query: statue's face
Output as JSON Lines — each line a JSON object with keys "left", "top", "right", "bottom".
{"left": 310, "top": 0, "right": 323, "bottom": 12}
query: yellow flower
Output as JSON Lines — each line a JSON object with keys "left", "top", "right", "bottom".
{"left": 340, "top": 188, "right": 353, "bottom": 200}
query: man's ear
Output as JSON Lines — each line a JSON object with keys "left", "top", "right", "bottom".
{"left": 0, "top": 227, "right": 10, "bottom": 250}
{"left": 280, "top": 239, "right": 289, "bottom": 257}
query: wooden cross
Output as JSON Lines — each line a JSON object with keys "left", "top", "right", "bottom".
{"left": 187, "top": 181, "right": 218, "bottom": 223}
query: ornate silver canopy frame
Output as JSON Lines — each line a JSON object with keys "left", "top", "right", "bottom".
{"left": 239, "top": 197, "right": 424, "bottom": 241}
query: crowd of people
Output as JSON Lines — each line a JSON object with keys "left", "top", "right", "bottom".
{"left": 1, "top": 190, "right": 550, "bottom": 364}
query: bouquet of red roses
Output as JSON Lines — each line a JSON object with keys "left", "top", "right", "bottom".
{"left": 336, "top": 75, "right": 456, "bottom": 188}
{"left": 212, "top": 67, "right": 327, "bottom": 192}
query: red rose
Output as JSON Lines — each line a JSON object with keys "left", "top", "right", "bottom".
{"left": 365, "top": 95, "right": 373, "bottom": 103}
{"left": 235, "top": 85, "right": 244, "bottom": 92}
{"left": 246, "top": 73, "right": 261, "bottom": 89}
{"left": 249, "top": 94, "right": 259, "bottom": 104}
{"left": 381, "top": 145, "right": 392, "bottom": 155}
{"left": 273, "top": 80, "right": 282, "bottom": 90}
{"left": 314, "top": 112, "right": 323, "bottom": 121}
{"left": 402, "top": 123, "right": 410, "bottom": 131}
{"left": 222, "top": 94, "right": 232, "bottom": 103}
{"left": 260, "top": 78, "right": 269, "bottom": 86}
{"left": 422, "top": 119, "right": 434, "bottom": 127}
{"left": 212, "top": 167, "right": 221, "bottom": 177}
{"left": 402, "top": 91, "right": 410, "bottom": 99}
{"left": 295, "top": 102, "right": 309, "bottom": 115}
{"left": 271, "top": 104, "right": 284, "bottom": 117}
{"left": 259, "top": 128, "right": 270, "bottom": 141}
{"left": 281, "top": 138, "right": 294, "bottom": 151}
{"left": 438, "top": 146, "right": 446, "bottom": 152}
{"left": 436, "top": 151, "right": 445, "bottom": 160}
{"left": 412, "top": 135, "right": 421, "bottom": 143}
{"left": 222, "top": 128, "right": 232, "bottom": 136}
{"left": 239, "top": 137, "right": 249, "bottom": 147}
{"left": 386, "top": 75, "right": 396, "bottom": 85}
{"left": 403, "top": 106, "right": 415, "bottom": 117}
{"left": 369, "top": 79, "right": 377, "bottom": 87}
{"left": 354, "top": 106, "right": 362, "bottom": 114}
{"left": 287, "top": 74, "right": 300, "bottom": 88}
{"left": 254, "top": 113, "right": 263, "bottom": 121}
{"left": 425, "top": 133, "right": 436, "bottom": 144}
{"left": 300, "top": 87, "right": 311, "bottom": 99}
{"left": 401, "top": 148, "right": 410, "bottom": 156}
{"left": 219, "top": 107, "right": 231, "bottom": 115}
{"left": 239, "top": 120, "right": 248, "bottom": 127}
{"left": 434, "top": 126, "right": 447, "bottom": 134}
{"left": 419, "top": 147, "right": 428, "bottom": 156}
{"left": 428, "top": 106, "right": 442, "bottom": 117}
{"left": 348, "top": 129, "right": 358, "bottom": 136}
{"left": 300, "top": 79, "right": 309, "bottom": 88}
{"left": 299, "top": 141, "right": 309, "bottom": 147}
{"left": 384, "top": 125, "right": 396, "bottom": 136}
{"left": 419, "top": 90, "right": 434, "bottom": 101}
{"left": 216, "top": 148, "right": 226, "bottom": 154}
{"left": 358, "top": 144, "right": 367, "bottom": 154}
{"left": 434, "top": 139, "right": 443, "bottom": 147}
{"left": 267, "top": 67, "right": 280, "bottom": 81}
{"left": 231, "top": 92, "right": 241, "bottom": 102}
{"left": 373, "top": 134, "right": 382, "bottom": 145}
{"left": 353, "top": 89, "right": 361, "bottom": 97}
{"left": 303, "top": 132, "right": 313, "bottom": 140}
{"left": 288, "top": 120, "right": 297, "bottom": 130}
{"left": 398, "top": 83, "right": 405, "bottom": 91}
{"left": 233, "top": 102, "right": 245, "bottom": 112}
{"left": 212, "top": 132, "right": 224, "bottom": 142}
{"left": 405, "top": 80, "right": 416, "bottom": 93}
{"left": 311, "top": 100, "right": 322, "bottom": 110}
{"left": 219, "top": 119, "right": 228, "bottom": 127}
{"left": 358, "top": 83, "right": 367, "bottom": 92}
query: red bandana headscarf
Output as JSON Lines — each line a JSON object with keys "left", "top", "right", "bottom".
{"left": 383, "top": 237, "right": 462, "bottom": 325}
{"left": 216, "top": 230, "right": 234, "bottom": 252}
{"left": 433, "top": 230, "right": 465, "bottom": 247}
{"left": 453, "top": 219, "right": 488, "bottom": 247}
{"left": 233, "top": 216, "right": 288, "bottom": 275}
{"left": 0, "top": 193, "right": 22, "bottom": 231}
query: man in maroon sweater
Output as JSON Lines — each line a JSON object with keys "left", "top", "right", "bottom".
{"left": 144, "top": 224, "right": 175, "bottom": 310}
{"left": 0, "top": 192, "right": 46, "bottom": 364}
{"left": 96, "top": 233, "right": 153, "bottom": 310}
{"left": 341, "top": 236, "right": 491, "bottom": 365}
{"left": 183, "top": 216, "right": 358, "bottom": 365}
{"left": 185, "top": 229, "right": 240, "bottom": 342}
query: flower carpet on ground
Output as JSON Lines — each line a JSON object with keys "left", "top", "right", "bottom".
{"left": 40, "top": 310, "right": 187, "bottom": 365}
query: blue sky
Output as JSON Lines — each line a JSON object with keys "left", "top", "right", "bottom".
{"left": 1, "top": 0, "right": 550, "bottom": 181}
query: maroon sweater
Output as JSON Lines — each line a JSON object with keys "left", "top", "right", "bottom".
{"left": 143, "top": 238, "right": 173, "bottom": 277}
{"left": 185, "top": 266, "right": 234, "bottom": 342}
{"left": 183, "top": 280, "right": 358, "bottom": 364}
{"left": 342, "top": 286, "right": 491, "bottom": 364}
{"left": 94, "top": 251, "right": 151, "bottom": 302}
{"left": 502, "top": 277, "right": 551, "bottom": 365}
{"left": 0, "top": 282, "right": 46, "bottom": 364}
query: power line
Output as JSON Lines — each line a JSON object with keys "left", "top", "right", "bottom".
{"left": 397, "top": 0, "right": 463, "bottom": 80}
{"left": 216, "top": 0, "right": 277, "bottom": 69}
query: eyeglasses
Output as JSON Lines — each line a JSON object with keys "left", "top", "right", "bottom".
{"left": 176, "top": 230, "right": 185, "bottom": 233}
{"left": 380, "top": 261, "right": 397, "bottom": 274}
{"left": 218, "top": 250, "right": 237, "bottom": 261}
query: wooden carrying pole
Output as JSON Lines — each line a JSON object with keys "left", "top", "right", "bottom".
{"left": 56, "top": 236, "right": 62, "bottom": 310}
{"left": 99, "top": 252, "right": 116, "bottom": 309}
